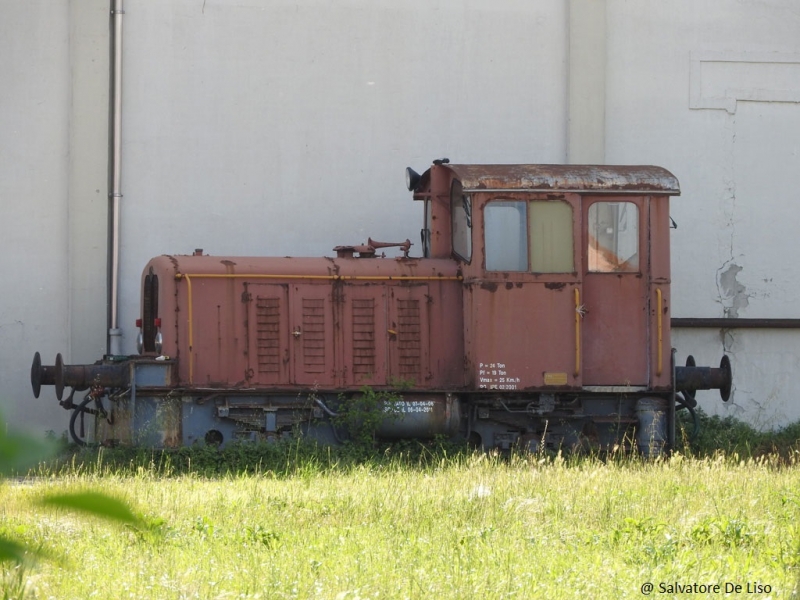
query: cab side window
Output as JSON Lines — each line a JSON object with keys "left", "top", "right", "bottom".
{"left": 485, "top": 201, "right": 527, "bottom": 271}
{"left": 529, "top": 201, "right": 574, "bottom": 273}
{"left": 484, "top": 199, "right": 573, "bottom": 273}
{"left": 422, "top": 199, "right": 432, "bottom": 258}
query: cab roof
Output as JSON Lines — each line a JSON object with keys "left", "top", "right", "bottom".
{"left": 417, "top": 164, "right": 680, "bottom": 195}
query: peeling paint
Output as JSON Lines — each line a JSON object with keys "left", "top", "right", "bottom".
{"left": 717, "top": 263, "right": 750, "bottom": 318}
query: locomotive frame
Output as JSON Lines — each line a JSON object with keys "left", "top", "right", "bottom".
{"left": 31, "top": 161, "right": 731, "bottom": 455}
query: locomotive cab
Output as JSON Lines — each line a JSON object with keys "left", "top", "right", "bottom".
{"left": 409, "top": 161, "right": 728, "bottom": 453}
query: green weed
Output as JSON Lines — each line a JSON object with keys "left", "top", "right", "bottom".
{"left": 332, "top": 385, "right": 404, "bottom": 450}
{"left": 677, "top": 407, "right": 800, "bottom": 459}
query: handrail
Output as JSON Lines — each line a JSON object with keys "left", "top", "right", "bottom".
{"left": 656, "top": 288, "right": 663, "bottom": 376}
{"left": 574, "top": 288, "right": 581, "bottom": 377}
{"left": 176, "top": 273, "right": 462, "bottom": 282}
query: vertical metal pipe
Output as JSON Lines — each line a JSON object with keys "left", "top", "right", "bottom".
{"left": 109, "top": 0, "right": 124, "bottom": 355}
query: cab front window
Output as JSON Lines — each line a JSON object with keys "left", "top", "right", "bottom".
{"left": 587, "top": 202, "right": 639, "bottom": 272}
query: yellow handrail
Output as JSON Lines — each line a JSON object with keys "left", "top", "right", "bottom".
{"left": 175, "top": 273, "right": 462, "bottom": 281}
{"left": 574, "top": 287, "right": 581, "bottom": 377}
{"left": 186, "top": 275, "right": 194, "bottom": 382}
{"left": 656, "top": 288, "right": 663, "bottom": 376}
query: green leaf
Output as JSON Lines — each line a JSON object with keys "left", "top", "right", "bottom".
{"left": 0, "top": 538, "right": 28, "bottom": 564}
{"left": 0, "top": 429, "right": 53, "bottom": 476}
{"left": 38, "top": 492, "right": 142, "bottom": 527}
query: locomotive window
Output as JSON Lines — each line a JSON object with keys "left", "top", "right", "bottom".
{"left": 451, "top": 180, "right": 472, "bottom": 262}
{"left": 485, "top": 201, "right": 528, "bottom": 271}
{"left": 587, "top": 202, "right": 639, "bottom": 272}
{"left": 421, "top": 199, "right": 432, "bottom": 258}
{"left": 529, "top": 201, "right": 573, "bottom": 272}
{"left": 142, "top": 269, "right": 159, "bottom": 352}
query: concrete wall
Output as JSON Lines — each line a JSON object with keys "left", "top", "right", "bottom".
{"left": 117, "top": 0, "right": 569, "bottom": 353}
{"left": 603, "top": 0, "right": 800, "bottom": 424}
{"left": 1, "top": 1, "right": 72, "bottom": 432}
{"left": 2, "top": 0, "right": 799, "bottom": 435}
{"left": 1, "top": 0, "right": 109, "bottom": 433}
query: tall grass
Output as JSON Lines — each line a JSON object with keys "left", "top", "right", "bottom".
{"left": 680, "top": 408, "right": 800, "bottom": 459}
{"left": 2, "top": 448, "right": 799, "bottom": 599}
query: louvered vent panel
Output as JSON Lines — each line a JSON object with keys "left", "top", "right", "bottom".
{"left": 352, "top": 299, "right": 375, "bottom": 375}
{"left": 256, "top": 297, "right": 280, "bottom": 374}
{"left": 302, "top": 298, "right": 326, "bottom": 373}
{"left": 397, "top": 299, "right": 421, "bottom": 378}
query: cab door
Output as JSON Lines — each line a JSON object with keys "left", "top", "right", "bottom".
{"left": 469, "top": 194, "right": 582, "bottom": 390}
{"left": 581, "top": 197, "right": 649, "bottom": 385}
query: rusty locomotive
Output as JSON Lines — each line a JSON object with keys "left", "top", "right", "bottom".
{"left": 31, "top": 161, "right": 731, "bottom": 454}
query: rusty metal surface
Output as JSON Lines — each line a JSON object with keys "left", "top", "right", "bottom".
{"left": 649, "top": 200, "right": 672, "bottom": 389}
{"left": 581, "top": 196, "right": 649, "bottom": 385}
{"left": 582, "top": 273, "right": 649, "bottom": 385}
{"left": 144, "top": 254, "right": 463, "bottom": 390}
{"left": 31, "top": 353, "right": 130, "bottom": 401}
{"left": 158, "top": 253, "right": 460, "bottom": 278}
{"left": 30, "top": 352, "right": 54, "bottom": 398}
{"left": 56, "top": 361, "right": 129, "bottom": 398}
{"left": 676, "top": 356, "right": 732, "bottom": 401}
{"left": 461, "top": 191, "right": 656, "bottom": 390}
{"left": 443, "top": 164, "right": 680, "bottom": 194}
{"left": 466, "top": 281, "right": 581, "bottom": 390}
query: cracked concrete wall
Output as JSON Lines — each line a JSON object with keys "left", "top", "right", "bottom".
{"left": 606, "top": 0, "right": 800, "bottom": 426}
{"left": 717, "top": 263, "right": 749, "bottom": 319}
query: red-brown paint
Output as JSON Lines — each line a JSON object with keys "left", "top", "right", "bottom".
{"left": 140, "top": 163, "right": 678, "bottom": 397}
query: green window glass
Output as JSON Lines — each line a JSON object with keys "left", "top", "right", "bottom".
{"left": 529, "top": 201, "right": 574, "bottom": 273}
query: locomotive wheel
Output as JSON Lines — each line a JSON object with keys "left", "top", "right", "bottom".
{"left": 516, "top": 432, "right": 540, "bottom": 453}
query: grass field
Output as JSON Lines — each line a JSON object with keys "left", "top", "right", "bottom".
{"left": 1, "top": 448, "right": 799, "bottom": 599}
